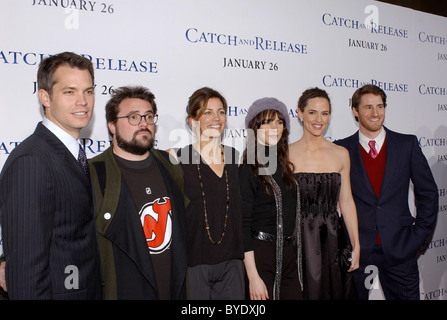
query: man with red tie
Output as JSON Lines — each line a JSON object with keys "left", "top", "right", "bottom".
{"left": 335, "top": 84, "right": 438, "bottom": 300}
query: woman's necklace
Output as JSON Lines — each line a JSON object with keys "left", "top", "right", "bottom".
{"left": 196, "top": 148, "right": 229, "bottom": 245}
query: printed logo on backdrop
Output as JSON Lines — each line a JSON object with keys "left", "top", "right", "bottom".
{"left": 322, "top": 74, "right": 408, "bottom": 92}
{"left": 31, "top": 0, "right": 116, "bottom": 31}
{"left": 31, "top": 0, "right": 115, "bottom": 14}
{"left": 418, "top": 84, "right": 447, "bottom": 112}
{"left": 0, "top": 50, "right": 158, "bottom": 114}
{"left": 425, "top": 224, "right": 447, "bottom": 267}
{"left": 418, "top": 137, "right": 447, "bottom": 148}
{"left": 437, "top": 53, "right": 447, "bottom": 61}
{"left": 427, "top": 237, "right": 446, "bottom": 253}
{"left": 0, "top": 138, "right": 157, "bottom": 157}
{"left": 185, "top": 28, "right": 308, "bottom": 73}
{"left": 0, "top": 139, "right": 106, "bottom": 156}
{"left": 322, "top": 7, "right": 408, "bottom": 38}
{"left": 227, "top": 105, "right": 248, "bottom": 118}
{"left": 418, "top": 32, "right": 447, "bottom": 61}
{"left": 185, "top": 28, "right": 308, "bottom": 54}
{"left": 0, "top": 142, "right": 21, "bottom": 155}
{"left": 419, "top": 217, "right": 447, "bottom": 300}
{"left": 0, "top": 50, "right": 158, "bottom": 74}
{"left": 323, "top": 6, "right": 408, "bottom": 54}
{"left": 418, "top": 136, "right": 447, "bottom": 163}
{"left": 422, "top": 288, "right": 447, "bottom": 300}
{"left": 418, "top": 84, "right": 447, "bottom": 96}
{"left": 419, "top": 32, "right": 447, "bottom": 46}
{"left": 32, "top": 82, "right": 119, "bottom": 95}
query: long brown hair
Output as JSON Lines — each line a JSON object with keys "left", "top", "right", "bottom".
{"left": 186, "top": 87, "right": 228, "bottom": 127}
{"left": 242, "top": 109, "right": 296, "bottom": 195}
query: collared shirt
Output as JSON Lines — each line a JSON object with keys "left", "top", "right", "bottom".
{"left": 359, "top": 127, "right": 386, "bottom": 154}
{"left": 42, "top": 117, "right": 81, "bottom": 160}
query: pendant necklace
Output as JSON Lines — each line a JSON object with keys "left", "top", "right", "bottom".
{"left": 196, "top": 148, "right": 229, "bottom": 245}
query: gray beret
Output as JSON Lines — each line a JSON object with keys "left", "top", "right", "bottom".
{"left": 245, "top": 97, "right": 290, "bottom": 131}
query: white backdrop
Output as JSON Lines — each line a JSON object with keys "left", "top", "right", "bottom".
{"left": 0, "top": 0, "right": 445, "bottom": 300}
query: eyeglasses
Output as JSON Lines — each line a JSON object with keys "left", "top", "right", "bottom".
{"left": 115, "top": 113, "right": 158, "bottom": 125}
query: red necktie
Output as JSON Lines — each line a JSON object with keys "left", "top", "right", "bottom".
{"left": 368, "top": 140, "right": 378, "bottom": 159}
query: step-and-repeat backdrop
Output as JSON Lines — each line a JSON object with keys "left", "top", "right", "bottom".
{"left": 0, "top": 0, "right": 446, "bottom": 300}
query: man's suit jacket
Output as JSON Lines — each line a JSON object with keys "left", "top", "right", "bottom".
{"left": 335, "top": 127, "right": 438, "bottom": 266}
{"left": 0, "top": 122, "right": 102, "bottom": 299}
{"left": 89, "top": 147, "right": 187, "bottom": 300}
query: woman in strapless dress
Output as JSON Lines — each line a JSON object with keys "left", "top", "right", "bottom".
{"left": 289, "top": 87, "right": 360, "bottom": 300}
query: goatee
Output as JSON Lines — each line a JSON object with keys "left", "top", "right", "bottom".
{"left": 116, "top": 128, "right": 154, "bottom": 155}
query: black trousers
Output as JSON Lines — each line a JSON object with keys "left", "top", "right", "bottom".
{"left": 252, "top": 238, "right": 303, "bottom": 300}
{"left": 353, "top": 244, "right": 420, "bottom": 300}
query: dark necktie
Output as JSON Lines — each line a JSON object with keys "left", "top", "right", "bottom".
{"left": 78, "top": 144, "right": 90, "bottom": 177}
{"left": 368, "top": 140, "right": 378, "bottom": 159}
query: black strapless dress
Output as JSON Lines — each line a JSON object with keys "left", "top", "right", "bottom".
{"left": 295, "top": 172, "right": 346, "bottom": 300}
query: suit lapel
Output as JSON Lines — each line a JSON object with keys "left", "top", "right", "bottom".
{"left": 377, "top": 127, "right": 397, "bottom": 200}
{"left": 35, "top": 123, "right": 91, "bottom": 191}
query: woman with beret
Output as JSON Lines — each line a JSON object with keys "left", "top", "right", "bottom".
{"left": 239, "top": 97, "right": 303, "bottom": 300}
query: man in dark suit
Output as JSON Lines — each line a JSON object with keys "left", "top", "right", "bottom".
{"left": 0, "top": 52, "right": 102, "bottom": 299}
{"left": 88, "top": 86, "right": 188, "bottom": 299}
{"left": 335, "top": 84, "right": 438, "bottom": 300}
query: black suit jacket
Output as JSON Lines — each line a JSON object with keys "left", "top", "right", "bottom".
{"left": 335, "top": 127, "right": 438, "bottom": 265}
{"left": 0, "top": 123, "right": 102, "bottom": 299}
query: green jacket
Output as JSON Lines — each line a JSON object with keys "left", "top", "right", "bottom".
{"left": 89, "top": 147, "right": 189, "bottom": 299}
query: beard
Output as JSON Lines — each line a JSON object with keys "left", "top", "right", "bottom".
{"left": 115, "top": 128, "right": 154, "bottom": 155}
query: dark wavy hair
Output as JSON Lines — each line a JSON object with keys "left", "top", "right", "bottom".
{"left": 242, "top": 109, "right": 296, "bottom": 195}
{"left": 105, "top": 86, "right": 157, "bottom": 136}
{"left": 186, "top": 87, "right": 228, "bottom": 128}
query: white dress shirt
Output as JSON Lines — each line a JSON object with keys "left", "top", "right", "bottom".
{"left": 42, "top": 117, "right": 81, "bottom": 160}
{"left": 358, "top": 127, "right": 386, "bottom": 154}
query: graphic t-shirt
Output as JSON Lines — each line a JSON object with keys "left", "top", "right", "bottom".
{"left": 114, "top": 153, "right": 172, "bottom": 299}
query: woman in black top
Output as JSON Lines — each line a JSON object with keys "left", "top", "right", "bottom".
{"left": 239, "top": 97, "right": 303, "bottom": 300}
{"left": 175, "top": 87, "right": 244, "bottom": 300}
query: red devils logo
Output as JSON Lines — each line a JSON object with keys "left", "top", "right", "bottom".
{"left": 139, "top": 197, "right": 172, "bottom": 254}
